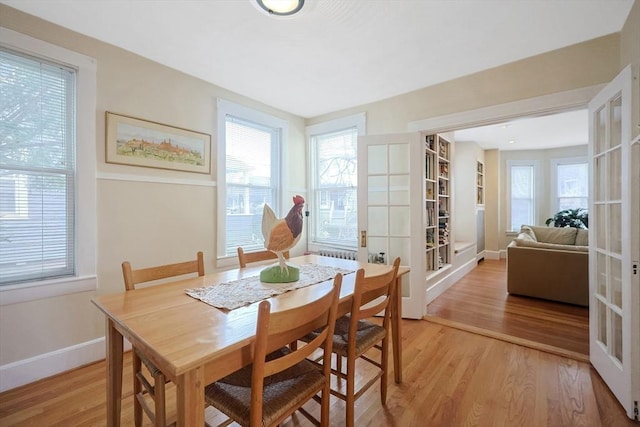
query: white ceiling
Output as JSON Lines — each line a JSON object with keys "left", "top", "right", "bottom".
{"left": 2, "top": 0, "right": 633, "bottom": 121}
{"left": 453, "top": 109, "right": 589, "bottom": 151}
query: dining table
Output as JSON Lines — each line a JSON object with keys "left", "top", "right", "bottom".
{"left": 92, "top": 254, "right": 409, "bottom": 426}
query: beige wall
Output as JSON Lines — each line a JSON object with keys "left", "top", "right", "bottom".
{"left": 453, "top": 141, "right": 485, "bottom": 245}
{"left": 483, "top": 150, "right": 501, "bottom": 255}
{"left": 1, "top": 1, "right": 638, "bottom": 384}
{"left": 308, "top": 34, "right": 621, "bottom": 133}
{"left": 0, "top": 5, "right": 306, "bottom": 365}
{"left": 621, "top": 0, "right": 640, "bottom": 68}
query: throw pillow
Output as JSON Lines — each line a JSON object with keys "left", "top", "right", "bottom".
{"left": 519, "top": 225, "right": 537, "bottom": 241}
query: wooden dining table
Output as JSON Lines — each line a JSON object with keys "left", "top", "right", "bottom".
{"left": 92, "top": 254, "right": 409, "bottom": 426}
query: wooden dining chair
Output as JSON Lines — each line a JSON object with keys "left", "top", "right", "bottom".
{"left": 237, "top": 247, "right": 289, "bottom": 268}
{"left": 121, "top": 251, "right": 205, "bottom": 427}
{"left": 305, "top": 257, "right": 401, "bottom": 427}
{"left": 204, "top": 274, "right": 343, "bottom": 427}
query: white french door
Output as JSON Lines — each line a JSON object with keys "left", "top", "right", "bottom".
{"left": 357, "top": 133, "right": 425, "bottom": 319}
{"left": 588, "top": 63, "right": 639, "bottom": 420}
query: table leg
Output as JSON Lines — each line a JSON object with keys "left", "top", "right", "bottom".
{"left": 177, "top": 366, "right": 205, "bottom": 426}
{"left": 106, "top": 318, "right": 123, "bottom": 427}
{"left": 392, "top": 276, "right": 403, "bottom": 383}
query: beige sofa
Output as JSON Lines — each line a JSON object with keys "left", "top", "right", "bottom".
{"left": 507, "top": 225, "right": 589, "bottom": 306}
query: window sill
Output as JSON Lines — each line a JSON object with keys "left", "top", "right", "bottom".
{"left": 0, "top": 275, "right": 97, "bottom": 306}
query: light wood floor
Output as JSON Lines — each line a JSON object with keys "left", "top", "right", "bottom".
{"left": 427, "top": 259, "right": 590, "bottom": 360}
{"left": 1, "top": 261, "right": 636, "bottom": 426}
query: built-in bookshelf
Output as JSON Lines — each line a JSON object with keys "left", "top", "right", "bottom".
{"left": 476, "top": 160, "right": 484, "bottom": 206}
{"left": 425, "top": 134, "right": 451, "bottom": 272}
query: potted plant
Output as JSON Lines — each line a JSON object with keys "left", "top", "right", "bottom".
{"left": 545, "top": 208, "right": 588, "bottom": 229}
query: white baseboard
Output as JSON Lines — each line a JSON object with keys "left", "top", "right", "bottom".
{"left": 425, "top": 258, "right": 477, "bottom": 304}
{"left": 0, "top": 337, "right": 130, "bottom": 392}
{"left": 484, "top": 250, "right": 502, "bottom": 260}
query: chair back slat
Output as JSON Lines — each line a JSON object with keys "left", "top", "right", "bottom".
{"left": 250, "top": 274, "right": 342, "bottom": 424}
{"left": 237, "top": 247, "right": 290, "bottom": 268}
{"left": 351, "top": 258, "right": 400, "bottom": 323}
{"left": 122, "top": 251, "right": 205, "bottom": 291}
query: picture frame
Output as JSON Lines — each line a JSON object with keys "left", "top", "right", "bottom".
{"left": 105, "top": 112, "right": 211, "bottom": 174}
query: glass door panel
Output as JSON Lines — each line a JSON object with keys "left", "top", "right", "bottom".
{"left": 358, "top": 133, "right": 425, "bottom": 319}
{"left": 588, "top": 64, "right": 637, "bottom": 419}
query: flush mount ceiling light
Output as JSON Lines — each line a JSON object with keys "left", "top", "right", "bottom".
{"left": 256, "top": 0, "right": 304, "bottom": 16}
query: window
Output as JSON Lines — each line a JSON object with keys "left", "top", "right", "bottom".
{"left": 307, "top": 113, "right": 365, "bottom": 250}
{"left": 0, "top": 28, "right": 96, "bottom": 301}
{"left": 507, "top": 161, "right": 536, "bottom": 232}
{"left": 1, "top": 47, "right": 78, "bottom": 284}
{"left": 217, "top": 99, "right": 285, "bottom": 258}
{"left": 552, "top": 157, "right": 588, "bottom": 211}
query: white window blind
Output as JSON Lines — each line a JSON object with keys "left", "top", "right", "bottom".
{"left": 509, "top": 164, "right": 535, "bottom": 232}
{"left": 223, "top": 115, "right": 279, "bottom": 256}
{"left": 310, "top": 127, "right": 358, "bottom": 248}
{"left": 556, "top": 161, "right": 588, "bottom": 211}
{"left": 0, "top": 47, "right": 76, "bottom": 285}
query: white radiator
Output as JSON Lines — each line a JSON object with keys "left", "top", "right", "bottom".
{"left": 318, "top": 249, "right": 358, "bottom": 261}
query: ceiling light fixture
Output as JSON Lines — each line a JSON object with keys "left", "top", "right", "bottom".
{"left": 256, "top": 0, "right": 304, "bottom": 16}
{"left": 508, "top": 140, "right": 516, "bottom": 144}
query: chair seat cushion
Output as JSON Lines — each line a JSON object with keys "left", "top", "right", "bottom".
{"left": 204, "top": 348, "right": 324, "bottom": 426}
{"left": 305, "top": 315, "right": 386, "bottom": 358}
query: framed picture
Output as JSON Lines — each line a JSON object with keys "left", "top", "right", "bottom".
{"left": 105, "top": 112, "right": 211, "bottom": 174}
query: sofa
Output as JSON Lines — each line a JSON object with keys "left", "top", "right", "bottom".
{"left": 507, "top": 225, "right": 589, "bottom": 306}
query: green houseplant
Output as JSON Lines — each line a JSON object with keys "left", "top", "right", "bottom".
{"left": 545, "top": 208, "right": 588, "bottom": 229}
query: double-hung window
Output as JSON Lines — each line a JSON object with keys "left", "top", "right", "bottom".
{"left": 551, "top": 157, "right": 588, "bottom": 211}
{"left": 1, "top": 48, "right": 75, "bottom": 284}
{"left": 307, "top": 113, "right": 365, "bottom": 251}
{"left": 0, "top": 28, "right": 96, "bottom": 301}
{"left": 217, "top": 99, "right": 285, "bottom": 258}
{"left": 507, "top": 160, "right": 537, "bottom": 232}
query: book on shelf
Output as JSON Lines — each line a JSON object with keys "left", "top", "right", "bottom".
{"left": 439, "top": 144, "right": 448, "bottom": 158}
{"left": 425, "top": 135, "right": 435, "bottom": 151}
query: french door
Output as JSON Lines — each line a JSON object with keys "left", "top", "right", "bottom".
{"left": 357, "top": 133, "right": 425, "bottom": 319}
{"left": 588, "top": 63, "right": 639, "bottom": 420}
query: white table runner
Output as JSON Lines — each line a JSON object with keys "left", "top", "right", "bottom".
{"left": 185, "top": 263, "right": 353, "bottom": 310}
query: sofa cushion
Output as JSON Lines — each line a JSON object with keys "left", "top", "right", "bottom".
{"left": 575, "top": 228, "right": 589, "bottom": 246}
{"left": 527, "top": 225, "right": 577, "bottom": 245}
{"left": 513, "top": 238, "right": 588, "bottom": 252}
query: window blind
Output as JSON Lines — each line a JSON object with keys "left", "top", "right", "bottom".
{"left": 311, "top": 127, "right": 358, "bottom": 248}
{"left": 557, "top": 162, "right": 588, "bottom": 210}
{"left": 224, "top": 115, "right": 279, "bottom": 256}
{"left": 0, "top": 47, "right": 76, "bottom": 285}
{"left": 510, "top": 165, "right": 534, "bottom": 231}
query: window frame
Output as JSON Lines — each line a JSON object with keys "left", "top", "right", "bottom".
{"left": 506, "top": 159, "right": 539, "bottom": 233}
{"left": 0, "top": 27, "right": 97, "bottom": 305}
{"left": 550, "top": 156, "right": 588, "bottom": 213}
{"left": 306, "top": 113, "right": 365, "bottom": 253}
{"left": 216, "top": 99, "right": 287, "bottom": 265}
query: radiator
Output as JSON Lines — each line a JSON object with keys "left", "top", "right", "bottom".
{"left": 318, "top": 249, "right": 358, "bottom": 261}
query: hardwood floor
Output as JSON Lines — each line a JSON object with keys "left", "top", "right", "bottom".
{"left": 427, "top": 259, "right": 590, "bottom": 360}
{"left": 1, "top": 323, "right": 635, "bottom": 426}
{"left": 1, "top": 261, "right": 635, "bottom": 426}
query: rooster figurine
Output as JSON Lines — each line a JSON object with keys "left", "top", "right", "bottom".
{"left": 260, "top": 195, "right": 305, "bottom": 282}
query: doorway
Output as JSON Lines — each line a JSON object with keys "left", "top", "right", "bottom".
{"left": 407, "top": 88, "right": 597, "bottom": 356}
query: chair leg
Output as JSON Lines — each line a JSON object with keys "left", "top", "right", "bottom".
{"left": 380, "top": 336, "right": 389, "bottom": 404}
{"left": 345, "top": 353, "right": 356, "bottom": 427}
{"left": 320, "top": 383, "right": 330, "bottom": 427}
{"left": 132, "top": 350, "right": 143, "bottom": 427}
{"left": 336, "top": 354, "right": 342, "bottom": 377}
